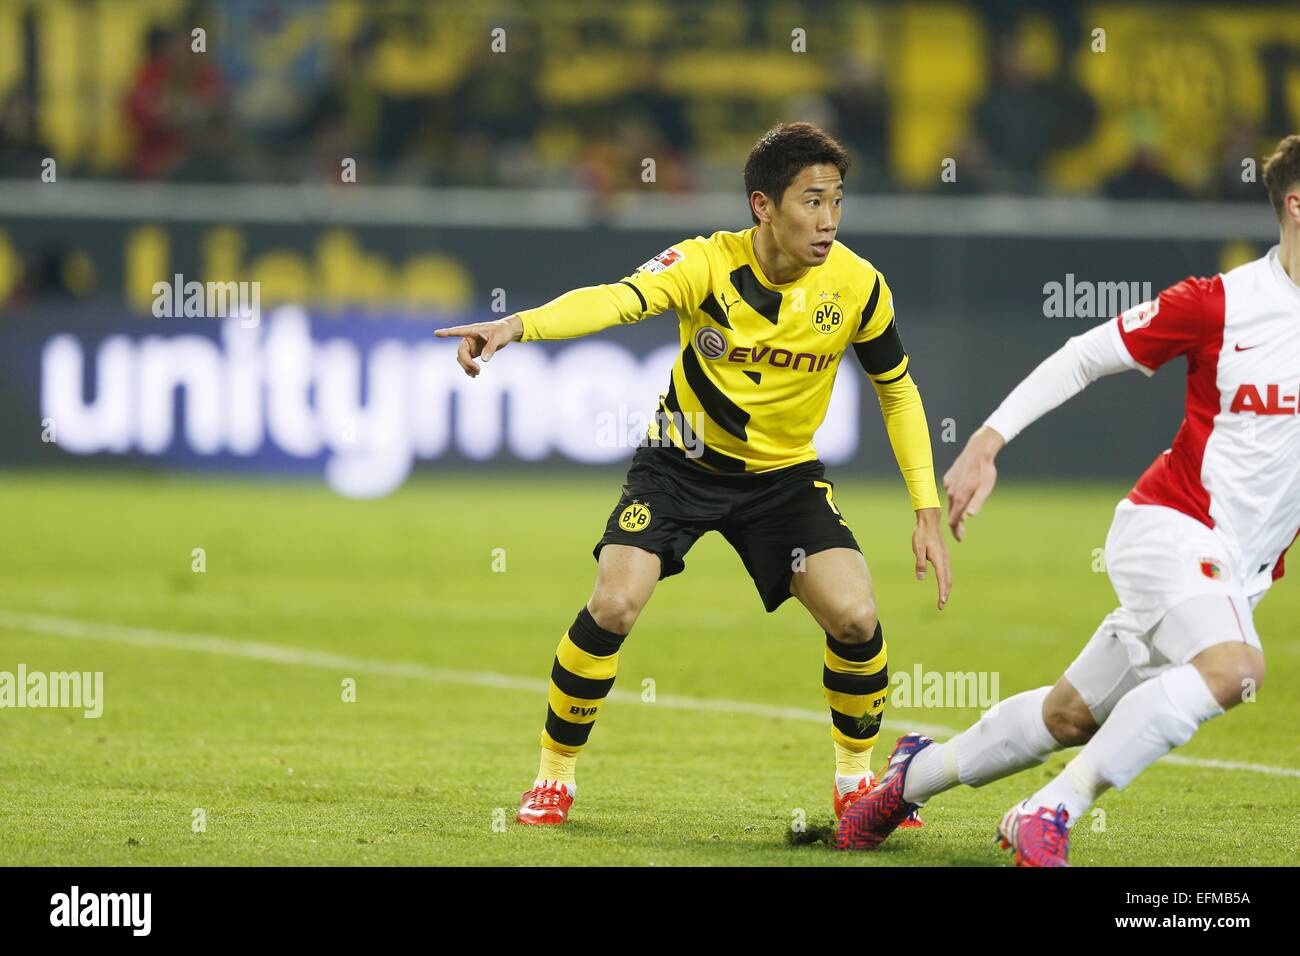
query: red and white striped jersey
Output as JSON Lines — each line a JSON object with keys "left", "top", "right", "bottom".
{"left": 1110, "top": 246, "right": 1300, "bottom": 597}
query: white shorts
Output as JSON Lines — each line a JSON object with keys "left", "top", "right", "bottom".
{"left": 1064, "top": 500, "right": 1264, "bottom": 723}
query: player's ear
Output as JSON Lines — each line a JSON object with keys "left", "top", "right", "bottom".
{"left": 750, "top": 190, "right": 772, "bottom": 224}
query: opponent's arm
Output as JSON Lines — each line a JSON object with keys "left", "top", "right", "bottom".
{"left": 943, "top": 318, "right": 1138, "bottom": 541}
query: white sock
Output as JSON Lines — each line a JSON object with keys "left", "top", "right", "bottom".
{"left": 1024, "top": 756, "right": 1106, "bottom": 829}
{"left": 836, "top": 772, "right": 872, "bottom": 797}
{"left": 902, "top": 738, "right": 959, "bottom": 805}
{"left": 903, "top": 687, "right": 1059, "bottom": 804}
{"left": 534, "top": 778, "right": 576, "bottom": 795}
{"left": 1028, "top": 664, "right": 1222, "bottom": 824}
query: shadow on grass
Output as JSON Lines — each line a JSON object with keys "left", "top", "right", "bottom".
{"left": 783, "top": 816, "right": 1005, "bottom": 867}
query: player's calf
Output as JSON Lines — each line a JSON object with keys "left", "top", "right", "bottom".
{"left": 1041, "top": 677, "right": 1100, "bottom": 747}
{"left": 586, "top": 544, "right": 659, "bottom": 634}
{"left": 1191, "top": 641, "right": 1265, "bottom": 710}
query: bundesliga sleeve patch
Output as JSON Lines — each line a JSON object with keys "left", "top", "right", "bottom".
{"left": 637, "top": 247, "right": 683, "bottom": 274}
{"left": 1120, "top": 298, "right": 1159, "bottom": 332}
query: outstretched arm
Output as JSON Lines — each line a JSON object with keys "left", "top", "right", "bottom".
{"left": 943, "top": 318, "right": 1136, "bottom": 541}
{"left": 435, "top": 240, "right": 711, "bottom": 378}
{"left": 433, "top": 280, "right": 644, "bottom": 378}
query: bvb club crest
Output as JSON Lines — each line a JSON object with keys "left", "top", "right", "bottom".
{"left": 619, "top": 501, "right": 652, "bottom": 533}
{"left": 812, "top": 301, "right": 843, "bottom": 334}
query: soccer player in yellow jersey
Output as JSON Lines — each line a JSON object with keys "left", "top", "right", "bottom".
{"left": 436, "top": 123, "right": 951, "bottom": 827}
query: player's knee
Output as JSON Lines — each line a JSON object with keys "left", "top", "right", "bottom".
{"left": 830, "top": 599, "right": 878, "bottom": 645}
{"left": 586, "top": 589, "right": 643, "bottom": 635}
{"left": 1192, "top": 644, "right": 1265, "bottom": 710}
{"left": 1042, "top": 681, "right": 1098, "bottom": 746}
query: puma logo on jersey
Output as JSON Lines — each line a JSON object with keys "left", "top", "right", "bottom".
{"left": 1230, "top": 384, "right": 1299, "bottom": 415}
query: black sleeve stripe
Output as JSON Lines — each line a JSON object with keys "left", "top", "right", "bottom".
{"left": 618, "top": 280, "right": 648, "bottom": 313}
{"left": 853, "top": 319, "right": 906, "bottom": 375}
{"left": 857, "top": 274, "right": 882, "bottom": 335}
{"left": 872, "top": 366, "right": 910, "bottom": 385}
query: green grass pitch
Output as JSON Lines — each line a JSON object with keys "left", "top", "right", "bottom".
{"left": 0, "top": 471, "right": 1295, "bottom": 866}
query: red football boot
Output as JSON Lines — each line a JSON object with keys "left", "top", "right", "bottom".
{"left": 833, "top": 774, "right": 875, "bottom": 820}
{"left": 516, "top": 780, "right": 575, "bottom": 826}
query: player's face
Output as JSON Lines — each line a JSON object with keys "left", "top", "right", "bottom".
{"left": 774, "top": 164, "right": 843, "bottom": 266}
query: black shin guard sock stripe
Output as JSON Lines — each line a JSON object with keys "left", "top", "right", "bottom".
{"left": 545, "top": 706, "right": 595, "bottom": 748}
{"left": 550, "top": 659, "right": 617, "bottom": 700}
{"left": 823, "top": 665, "right": 890, "bottom": 697}
{"left": 568, "top": 606, "right": 628, "bottom": 657}
{"left": 830, "top": 707, "right": 883, "bottom": 741}
{"left": 825, "top": 622, "right": 884, "bottom": 663}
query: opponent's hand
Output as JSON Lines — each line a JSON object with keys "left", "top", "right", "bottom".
{"left": 434, "top": 315, "right": 524, "bottom": 378}
{"left": 943, "top": 425, "right": 1005, "bottom": 542}
{"left": 912, "top": 507, "right": 951, "bottom": 610}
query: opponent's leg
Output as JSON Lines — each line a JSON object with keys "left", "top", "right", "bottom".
{"left": 790, "top": 548, "right": 892, "bottom": 816}
{"left": 518, "top": 544, "right": 659, "bottom": 825}
{"left": 899, "top": 598, "right": 1148, "bottom": 809}
{"left": 1024, "top": 597, "right": 1263, "bottom": 831}
{"left": 997, "top": 594, "right": 1263, "bottom": 865}
{"left": 837, "top": 607, "right": 1138, "bottom": 850}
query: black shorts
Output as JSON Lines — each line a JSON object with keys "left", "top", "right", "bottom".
{"left": 594, "top": 442, "right": 861, "bottom": 612}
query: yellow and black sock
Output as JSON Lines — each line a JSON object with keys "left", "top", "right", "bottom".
{"left": 537, "top": 606, "right": 628, "bottom": 786}
{"left": 824, "top": 623, "right": 889, "bottom": 778}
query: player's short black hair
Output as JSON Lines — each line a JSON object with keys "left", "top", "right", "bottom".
{"left": 744, "top": 122, "right": 850, "bottom": 225}
{"left": 1263, "top": 134, "right": 1300, "bottom": 221}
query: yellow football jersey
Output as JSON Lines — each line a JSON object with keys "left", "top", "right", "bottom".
{"left": 594, "top": 227, "right": 901, "bottom": 471}
{"left": 518, "top": 225, "right": 936, "bottom": 507}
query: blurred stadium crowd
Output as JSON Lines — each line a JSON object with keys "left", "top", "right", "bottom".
{"left": 1, "top": 0, "right": 1297, "bottom": 201}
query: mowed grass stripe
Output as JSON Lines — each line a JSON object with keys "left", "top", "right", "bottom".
{"left": 3, "top": 608, "right": 1296, "bottom": 780}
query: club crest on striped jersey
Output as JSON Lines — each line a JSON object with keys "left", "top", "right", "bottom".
{"left": 1121, "top": 298, "right": 1159, "bottom": 332}
{"left": 618, "top": 501, "right": 652, "bottom": 533}
{"left": 694, "top": 326, "right": 728, "bottom": 360}
{"left": 812, "top": 300, "right": 844, "bottom": 334}
{"left": 638, "top": 247, "right": 683, "bottom": 274}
